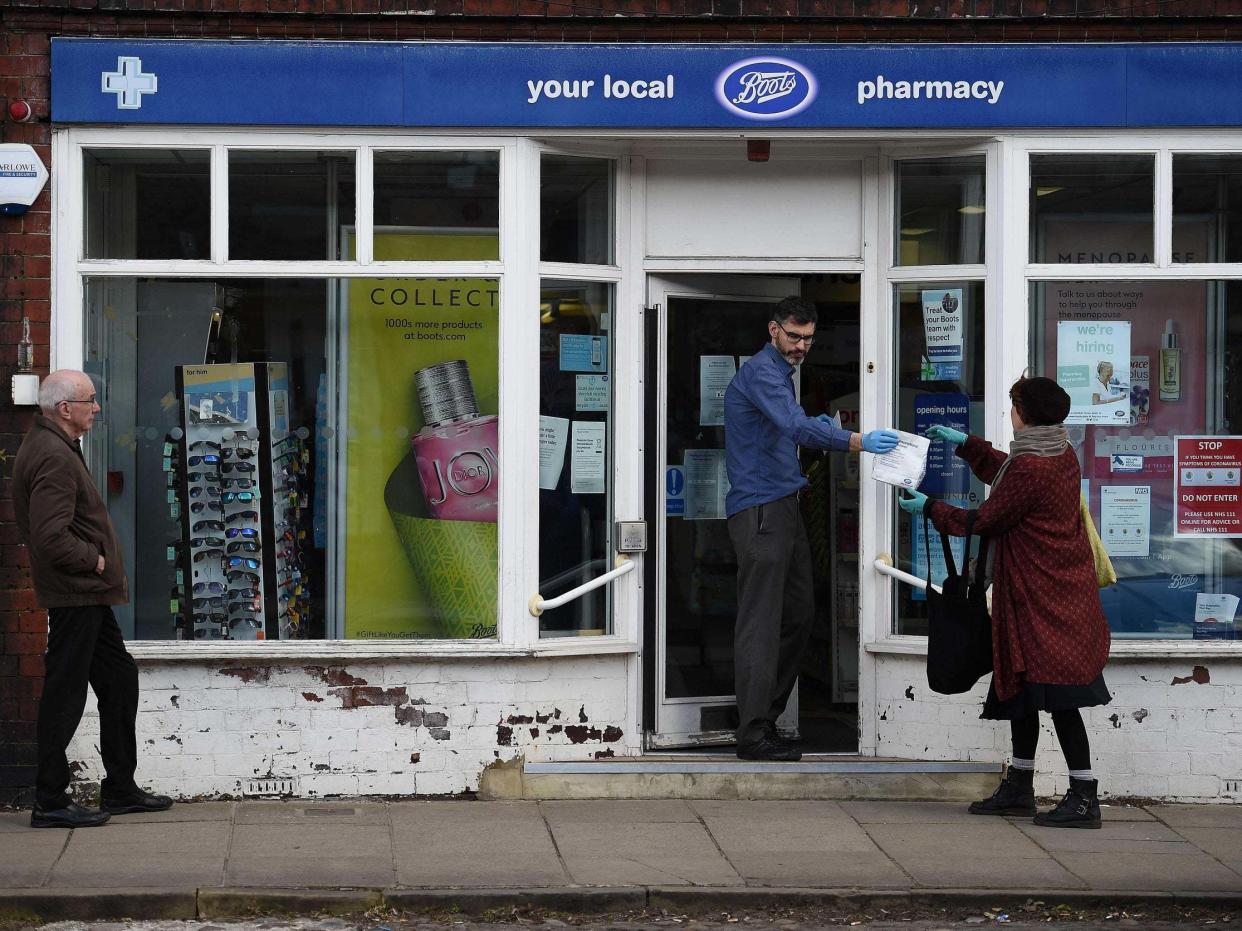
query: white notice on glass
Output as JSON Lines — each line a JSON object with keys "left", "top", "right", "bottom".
{"left": 699, "top": 356, "right": 736, "bottom": 427}
{"left": 1100, "top": 485, "right": 1151, "bottom": 558}
{"left": 683, "top": 449, "right": 729, "bottom": 520}
{"left": 870, "top": 431, "right": 930, "bottom": 490}
{"left": 570, "top": 421, "right": 606, "bottom": 495}
{"left": 538, "top": 415, "right": 569, "bottom": 491}
{"left": 1194, "top": 593, "right": 1240, "bottom": 629}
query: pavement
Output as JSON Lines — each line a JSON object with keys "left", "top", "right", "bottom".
{"left": 1, "top": 798, "right": 1240, "bottom": 922}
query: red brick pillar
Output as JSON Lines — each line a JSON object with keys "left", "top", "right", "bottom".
{"left": 0, "top": 24, "right": 52, "bottom": 807}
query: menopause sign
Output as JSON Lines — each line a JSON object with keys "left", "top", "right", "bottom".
{"left": 1175, "top": 436, "right": 1242, "bottom": 538}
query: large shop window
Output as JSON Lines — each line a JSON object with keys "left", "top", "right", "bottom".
{"left": 537, "top": 281, "right": 614, "bottom": 637}
{"left": 895, "top": 156, "right": 985, "bottom": 266}
{"left": 1173, "top": 155, "right": 1242, "bottom": 263}
{"left": 228, "top": 151, "right": 356, "bottom": 260}
{"left": 1030, "top": 154, "right": 1154, "bottom": 264}
{"left": 891, "top": 281, "right": 987, "bottom": 637}
{"left": 1031, "top": 280, "right": 1242, "bottom": 640}
{"left": 84, "top": 149, "right": 210, "bottom": 260}
{"left": 373, "top": 151, "right": 500, "bottom": 261}
{"left": 540, "top": 155, "right": 615, "bottom": 266}
{"left": 83, "top": 275, "right": 500, "bottom": 643}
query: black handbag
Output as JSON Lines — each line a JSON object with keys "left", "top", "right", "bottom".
{"left": 924, "top": 511, "right": 993, "bottom": 695}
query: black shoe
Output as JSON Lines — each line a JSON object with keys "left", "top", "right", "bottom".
{"left": 31, "top": 801, "right": 111, "bottom": 829}
{"left": 738, "top": 737, "right": 802, "bottom": 762}
{"left": 968, "top": 765, "right": 1036, "bottom": 817}
{"left": 102, "top": 790, "right": 174, "bottom": 815}
{"left": 762, "top": 720, "right": 799, "bottom": 749}
{"left": 1033, "top": 777, "right": 1101, "bottom": 829}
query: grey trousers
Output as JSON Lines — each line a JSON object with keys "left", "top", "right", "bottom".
{"left": 726, "top": 494, "right": 814, "bottom": 747}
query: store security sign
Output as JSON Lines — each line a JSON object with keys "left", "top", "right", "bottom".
{"left": 0, "top": 144, "right": 49, "bottom": 217}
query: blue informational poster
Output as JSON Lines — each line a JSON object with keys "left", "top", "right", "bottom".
{"left": 914, "top": 392, "right": 971, "bottom": 495}
{"left": 559, "top": 334, "right": 608, "bottom": 373}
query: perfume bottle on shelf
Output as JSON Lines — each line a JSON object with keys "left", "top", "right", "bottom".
{"left": 411, "top": 360, "right": 498, "bottom": 523}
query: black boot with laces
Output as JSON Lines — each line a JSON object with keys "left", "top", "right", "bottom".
{"left": 1033, "top": 777, "right": 1101, "bottom": 829}
{"left": 968, "top": 765, "right": 1036, "bottom": 817}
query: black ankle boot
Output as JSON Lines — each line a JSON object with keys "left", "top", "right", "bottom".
{"left": 1033, "top": 777, "right": 1101, "bottom": 829}
{"left": 968, "top": 765, "right": 1036, "bottom": 817}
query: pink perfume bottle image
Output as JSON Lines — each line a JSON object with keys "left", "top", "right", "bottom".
{"left": 412, "top": 360, "right": 498, "bottom": 523}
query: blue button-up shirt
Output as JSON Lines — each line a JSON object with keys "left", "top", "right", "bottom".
{"left": 724, "top": 342, "right": 853, "bottom": 517}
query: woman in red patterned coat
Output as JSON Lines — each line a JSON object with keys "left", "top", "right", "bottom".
{"left": 898, "top": 376, "right": 1111, "bottom": 829}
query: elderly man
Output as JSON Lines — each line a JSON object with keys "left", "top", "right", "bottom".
{"left": 14, "top": 369, "right": 172, "bottom": 828}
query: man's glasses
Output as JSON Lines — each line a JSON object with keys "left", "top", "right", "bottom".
{"left": 60, "top": 396, "right": 98, "bottom": 406}
{"left": 776, "top": 322, "right": 815, "bottom": 346}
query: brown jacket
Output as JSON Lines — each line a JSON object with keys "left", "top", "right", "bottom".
{"left": 13, "top": 414, "right": 129, "bottom": 608}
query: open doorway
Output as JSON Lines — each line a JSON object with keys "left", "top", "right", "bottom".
{"left": 645, "top": 273, "right": 862, "bottom": 754}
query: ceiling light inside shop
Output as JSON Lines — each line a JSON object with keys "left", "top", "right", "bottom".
{"left": 900, "top": 227, "right": 934, "bottom": 236}
{"left": 958, "top": 205, "right": 986, "bottom": 215}
{"left": 1036, "top": 186, "right": 1064, "bottom": 197}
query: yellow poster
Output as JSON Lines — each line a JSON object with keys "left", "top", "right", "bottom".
{"left": 344, "top": 232, "right": 499, "bottom": 639}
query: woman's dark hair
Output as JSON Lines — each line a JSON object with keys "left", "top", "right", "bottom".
{"left": 771, "top": 296, "right": 818, "bottom": 327}
{"left": 1009, "top": 375, "right": 1072, "bottom": 426}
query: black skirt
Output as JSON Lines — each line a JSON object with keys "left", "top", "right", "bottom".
{"left": 980, "top": 674, "right": 1111, "bottom": 721}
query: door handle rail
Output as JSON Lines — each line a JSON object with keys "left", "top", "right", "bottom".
{"left": 529, "top": 556, "right": 636, "bottom": 616}
{"left": 873, "top": 554, "right": 940, "bottom": 594}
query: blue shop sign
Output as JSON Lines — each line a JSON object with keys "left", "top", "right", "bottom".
{"left": 50, "top": 40, "right": 1242, "bottom": 129}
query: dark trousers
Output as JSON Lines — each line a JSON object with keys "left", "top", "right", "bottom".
{"left": 36, "top": 605, "right": 140, "bottom": 808}
{"left": 727, "top": 494, "right": 814, "bottom": 747}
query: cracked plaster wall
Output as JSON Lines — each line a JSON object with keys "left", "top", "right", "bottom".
{"left": 874, "top": 654, "right": 1242, "bottom": 802}
{"left": 64, "top": 654, "right": 635, "bottom": 799}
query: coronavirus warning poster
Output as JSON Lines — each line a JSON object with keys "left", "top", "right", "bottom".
{"left": 1174, "top": 436, "right": 1242, "bottom": 538}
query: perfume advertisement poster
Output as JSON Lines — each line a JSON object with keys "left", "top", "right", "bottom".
{"left": 343, "top": 235, "right": 499, "bottom": 639}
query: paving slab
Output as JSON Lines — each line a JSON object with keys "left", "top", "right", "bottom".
{"left": 1053, "top": 851, "right": 1242, "bottom": 892}
{"left": 552, "top": 820, "right": 742, "bottom": 886}
{"left": 46, "top": 821, "right": 229, "bottom": 888}
{"left": 390, "top": 800, "right": 566, "bottom": 888}
{"left": 234, "top": 800, "right": 387, "bottom": 825}
{"left": 101, "top": 801, "right": 236, "bottom": 824}
{"left": 692, "top": 800, "right": 883, "bottom": 855}
{"left": 1162, "top": 827, "right": 1242, "bottom": 863}
{"left": 724, "top": 850, "right": 910, "bottom": 888}
{"left": 540, "top": 799, "right": 699, "bottom": 823}
{"left": 863, "top": 819, "right": 1048, "bottom": 860}
{"left": 1148, "top": 804, "right": 1242, "bottom": 829}
{"left": 227, "top": 821, "right": 395, "bottom": 888}
{"left": 894, "top": 854, "right": 1086, "bottom": 890}
{"left": 0, "top": 827, "right": 66, "bottom": 887}
{"left": 1015, "top": 819, "right": 1201, "bottom": 853}
{"left": 840, "top": 800, "right": 991, "bottom": 824}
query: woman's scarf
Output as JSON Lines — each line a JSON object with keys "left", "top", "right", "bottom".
{"left": 991, "top": 424, "right": 1070, "bottom": 490}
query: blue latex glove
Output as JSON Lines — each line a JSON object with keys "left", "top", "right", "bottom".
{"left": 897, "top": 489, "right": 928, "bottom": 514}
{"left": 861, "top": 429, "right": 900, "bottom": 454}
{"left": 925, "top": 424, "right": 968, "bottom": 446}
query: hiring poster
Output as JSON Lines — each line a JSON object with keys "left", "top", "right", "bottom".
{"left": 1056, "top": 320, "right": 1131, "bottom": 426}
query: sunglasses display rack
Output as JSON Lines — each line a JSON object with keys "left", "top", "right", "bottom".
{"left": 173, "top": 363, "right": 309, "bottom": 642}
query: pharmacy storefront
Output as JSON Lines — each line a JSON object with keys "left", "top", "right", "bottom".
{"left": 48, "top": 39, "right": 1242, "bottom": 800}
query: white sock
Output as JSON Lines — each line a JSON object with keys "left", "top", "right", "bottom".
{"left": 1009, "top": 757, "right": 1035, "bottom": 771}
{"left": 1068, "top": 768, "right": 1094, "bottom": 781}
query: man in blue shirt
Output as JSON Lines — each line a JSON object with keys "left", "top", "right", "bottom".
{"left": 724, "top": 297, "right": 898, "bottom": 761}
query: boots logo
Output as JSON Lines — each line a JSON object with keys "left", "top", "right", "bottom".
{"left": 715, "top": 57, "right": 817, "bottom": 121}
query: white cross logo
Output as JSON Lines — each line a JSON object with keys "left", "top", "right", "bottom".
{"left": 101, "top": 56, "right": 158, "bottom": 110}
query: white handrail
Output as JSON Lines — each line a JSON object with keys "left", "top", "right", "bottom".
{"left": 873, "top": 555, "right": 940, "bottom": 594}
{"left": 528, "top": 556, "right": 635, "bottom": 616}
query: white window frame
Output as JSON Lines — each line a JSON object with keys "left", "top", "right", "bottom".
{"left": 53, "top": 126, "right": 637, "bottom": 661}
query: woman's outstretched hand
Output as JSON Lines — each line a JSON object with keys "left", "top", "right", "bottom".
{"left": 925, "top": 425, "right": 968, "bottom": 447}
{"left": 897, "top": 489, "right": 928, "bottom": 514}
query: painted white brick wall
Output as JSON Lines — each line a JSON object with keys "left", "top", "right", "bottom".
{"left": 874, "top": 653, "right": 1242, "bottom": 802}
{"left": 66, "top": 655, "right": 635, "bottom": 799}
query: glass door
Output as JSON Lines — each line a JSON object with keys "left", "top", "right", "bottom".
{"left": 646, "top": 275, "right": 797, "bottom": 748}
